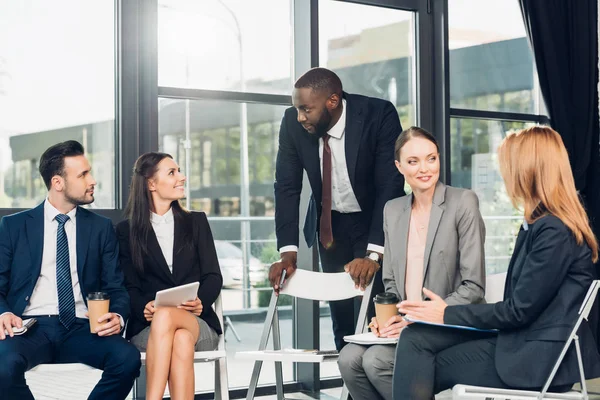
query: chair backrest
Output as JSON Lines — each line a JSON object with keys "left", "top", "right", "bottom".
{"left": 279, "top": 269, "right": 368, "bottom": 301}
{"left": 578, "top": 280, "right": 599, "bottom": 319}
{"left": 539, "top": 279, "right": 600, "bottom": 396}
{"left": 484, "top": 272, "right": 506, "bottom": 303}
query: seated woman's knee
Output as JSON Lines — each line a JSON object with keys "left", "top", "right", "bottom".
{"left": 362, "top": 346, "right": 391, "bottom": 373}
{"left": 338, "top": 344, "right": 366, "bottom": 378}
{"left": 172, "top": 328, "right": 196, "bottom": 358}
{"left": 151, "top": 307, "right": 178, "bottom": 332}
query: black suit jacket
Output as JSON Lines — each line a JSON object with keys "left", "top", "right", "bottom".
{"left": 116, "top": 212, "right": 223, "bottom": 339}
{"left": 0, "top": 202, "right": 129, "bottom": 320}
{"left": 274, "top": 92, "right": 405, "bottom": 250}
{"left": 445, "top": 215, "right": 600, "bottom": 388}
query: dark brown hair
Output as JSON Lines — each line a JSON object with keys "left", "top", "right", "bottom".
{"left": 125, "top": 152, "right": 193, "bottom": 272}
{"left": 394, "top": 126, "right": 439, "bottom": 161}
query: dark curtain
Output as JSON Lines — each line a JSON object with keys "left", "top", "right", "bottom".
{"left": 519, "top": 0, "right": 600, "bottom": 347}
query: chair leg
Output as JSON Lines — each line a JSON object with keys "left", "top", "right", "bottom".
{"left": 215, "top": 357, "right": 230, "bottom": 400}
{"left": 246, "top": 293, "right": 279, "bottom": 400}
{"left": 339, "top": 384, "right": 350, "bottom": 400}
{"left": 226, "top": 316, "right": 242, "bottom": 342}
{"left": 273, "top": 309, "right": 284, "bottom": 400}
{"left": 134, "top": 364, "right": 147, "bottom": 400}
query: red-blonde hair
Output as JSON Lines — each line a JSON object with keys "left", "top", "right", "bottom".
{"left": 498, "top": 126, "right": 598, "bottom": 262}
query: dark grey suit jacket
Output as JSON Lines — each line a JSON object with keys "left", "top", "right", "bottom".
{"left": 382, "top": 182, "right": 486, "bottom": 305}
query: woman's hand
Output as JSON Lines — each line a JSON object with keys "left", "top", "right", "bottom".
{"left": 179, "top": 297, "right": 203, "bottom": 316}
{"left": 378, "top": 315, "right": 411, "bottom": 338}
{"left": 397, "top": 288, "right": 447, "bottom": 324}
{"left": 144, "top": 300, "right": 156, "bottom": 322}
{"left": 368, "top": 317, "right": 381, "bottom": 337}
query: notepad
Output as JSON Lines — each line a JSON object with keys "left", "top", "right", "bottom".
{"left": 403, "top": 316, "right": 498, "bottom": 333}
{"left": 344, "top": 332, "right": 398, "bottom": 345}
{"left": 3, "top": 318, "right": 37, "bottom": 336}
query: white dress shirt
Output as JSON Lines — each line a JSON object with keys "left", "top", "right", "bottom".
{"left": 23, "top": 200, "right": 87, "bottom": 318}
{"left": 280, "top": 99, "right": 385, "bottom": 255}
{"left": 151, "top": 208, "right": 175, "bottom": 273}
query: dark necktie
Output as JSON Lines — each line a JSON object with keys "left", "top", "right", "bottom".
{"left": 56, "top": 214, "right": 76, "bottom": 329}
{"left": 320, "top": 135, "right": 334, "bottom": 249}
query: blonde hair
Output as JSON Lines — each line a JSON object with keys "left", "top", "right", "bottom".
{"left": 498, "top": 126, "right": 598, "bottom": 262}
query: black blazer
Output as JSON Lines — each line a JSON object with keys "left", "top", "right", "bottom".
{"left": 274, "top": 92, "right": 405, "bottom": 250}
{"left": 445, "top": 215, "right": 600, "bottom": 388}
{"left": 116, "top": 212, "right": 223, "bottom": 340}
{"left": 0, "top": 202, "right": 129, "bottom": 320}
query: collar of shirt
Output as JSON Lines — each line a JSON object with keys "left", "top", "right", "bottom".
{"left": 44, "top": 198, "right": 77, "bottom": 223}
{"left": 151, "top": 207, "right": 174, "bottom": 225}
{"left": 326, "top": 98, "right": 347, "bottom": 140}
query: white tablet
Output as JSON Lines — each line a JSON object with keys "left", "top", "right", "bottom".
{"left": 154, "top": 282, "right": 200, "bottom": 307}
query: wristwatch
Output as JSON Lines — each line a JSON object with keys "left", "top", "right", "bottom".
{"left": 366, "top": 252, "right": 381, "bottom": 265}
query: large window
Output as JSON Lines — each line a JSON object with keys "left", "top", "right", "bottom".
{"left": 449, "top": 0, "right": 547, "bottom": 274}
{"left": 319, "top": 1, "right": 417, "bottom": 129}
{"left": 0, "top": 0, "right": 116, "bottom": 209}
{"left": 157, "top": 0, "right": 294, "bottom": 391}
{"left": 158, "top": 0, "right": 292, "bottom": 94}
{"left": 449, "top": 0, "right": 542, "bottom": 114}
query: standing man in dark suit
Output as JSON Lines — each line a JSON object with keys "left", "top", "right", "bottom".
{"left": 0, "top": 141, "right": 141, "bottom": 400}
{"left": 268, "top": 68, "right": 405, "bottom": 350}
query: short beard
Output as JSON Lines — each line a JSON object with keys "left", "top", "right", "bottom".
{"left": 314, "top": 107, "right": 332, "bottom": 138}
{"left": 64, "top": 186, "right": 94, "bottom": 206}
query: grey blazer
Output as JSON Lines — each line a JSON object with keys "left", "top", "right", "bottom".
{"left": 382, "top": 181, "right": 486, "bottom": 306}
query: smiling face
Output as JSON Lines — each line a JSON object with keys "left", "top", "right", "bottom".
{"left": 148, "top": 157, "right": 186, "bottom": 204}
{"left": 396, "top": 136, "right": 440, "bottom": 193}
{"left": 292, "top": 87, "right": 340, "bottom": 137}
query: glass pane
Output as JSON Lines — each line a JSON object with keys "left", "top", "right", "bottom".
{"left": 319, "top": 1, "right": 417, "bottom": 129}
{"left": 0, "top": 0, "right": 116, "bottom": 208}
{"left": 158, "top": 98, "right": 291, "bottom": 389}
{"left": 449, "top": 0, "right": 541, "bottom": 114}
{"left": 451, "top": 118, "right": 537, "bottom": 275}
{"left": 158, "top": 0, "right": 292, "bottom": 94}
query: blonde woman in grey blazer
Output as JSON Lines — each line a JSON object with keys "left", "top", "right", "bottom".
{"left": 338, "top": 127, "right": 486, "bottom": 400}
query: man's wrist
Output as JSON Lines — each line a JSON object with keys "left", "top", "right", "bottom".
{"left": 279, "top": 245, "right": 298, "bottom": 255}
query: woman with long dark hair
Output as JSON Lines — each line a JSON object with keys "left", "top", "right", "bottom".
{"left": 117, "top": 152, "right": 222, "bottom": 400}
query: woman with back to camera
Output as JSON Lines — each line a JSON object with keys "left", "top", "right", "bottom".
{"left": 392, "top": 126, "right": 600, "bottom": 399}
{"left": 338, "top": 127, "right": 486, "bottom": 400}
{"left": 117, "top": 152, "right": 223, "bottom": 400}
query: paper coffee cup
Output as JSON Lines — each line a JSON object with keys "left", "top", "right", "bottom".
{"left": 373, "top": 292, "right": 399, "bottom": 328}
{"left": 87, "top": 292, "right": 110, "bottom": 334}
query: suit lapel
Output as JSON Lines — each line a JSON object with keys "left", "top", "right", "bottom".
{"left": 75, "top": 207, "right": 92, "bottom": 279}
{"left": 171, "top": 217, "right": 188, "bottom": 283}
{"left": 344, "top": 94, "right": 364, "bottom": 187}
{"left": 25, "top": 203, "right": 45, "bottom": 286}
{"left": 395, "top": 196, "right": 412, "bottom": 301}
{"left": 422, "top": 183, "right": 446, "bottom": 285}
{"left": 147, "top": 228, "right": 176, "bottom": 285}
{"left": 305, "top": 134, "right": 322, "bottom": 202}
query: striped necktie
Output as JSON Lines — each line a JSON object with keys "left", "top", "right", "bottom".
{"left": 55, "top": 214, "right": 76, "bottom": 329}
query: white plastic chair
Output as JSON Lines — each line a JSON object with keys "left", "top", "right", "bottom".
{"left": 236, "top": 269, "right": 373, "bottom": 400}
{"left": 451, "top": 280, "right": 600, "bottom": 400}
{"left": 132, "top": 293, "right": 230, "bottom": 400}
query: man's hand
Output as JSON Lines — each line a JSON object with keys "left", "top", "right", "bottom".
{"left": 344, "top": 256, "right": 380, "bottom": 290}
{"left": 144, "top": 300, "right": 156, "bottom": 322}
{"left": 397, "top": 288, "right": 448, "bottom": 324}
{"left": 95, "top": 312, "right": 122, "bottom": 337}
{"left": 0, "top": 313, "right": 22, "bottom": 340}
{"left": 178, "top": 297, "right": 203, "bottom": 316}
{"left": 269, "top": 251, "right": 297, "bottom": 295}
{"left": 378, "top": 315, "right": 410, "bottom": 338}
